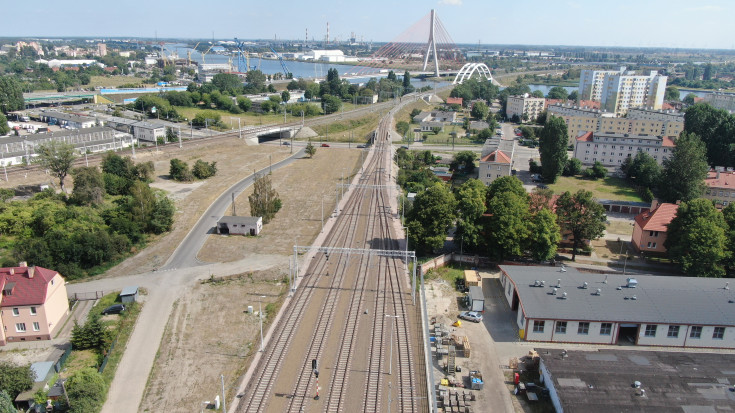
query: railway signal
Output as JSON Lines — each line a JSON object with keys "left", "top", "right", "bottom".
{"left": 313, "top": 359, "right": 320, "bottom": 400}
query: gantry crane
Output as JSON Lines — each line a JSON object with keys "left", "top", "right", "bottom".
{"left": 234, "top": 38, "right": 250, "bottom": 73}
{"left": 268, "top": 46, "right": 291, "bottom": 78}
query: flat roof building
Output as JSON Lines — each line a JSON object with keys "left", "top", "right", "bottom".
{"left": 573, "top": 131, "right": 674, "bottom": 171}
{"left": 506, "top": 94, "right": 546, "bottom": 122}
{"left": 579, "top": 67, "right": 668, "bottom": 115}
{"left": 499, "top": 265, "right": 735, "bottom": 348}
{"left": 39, "top": 111, "right": 97, "bottom": 129}
{"left": 538, "top": 348, "right": 735, "bottom": 413}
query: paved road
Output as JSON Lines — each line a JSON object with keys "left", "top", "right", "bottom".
{"left": 163, "top": 147, "right": 306, "bottom": 269}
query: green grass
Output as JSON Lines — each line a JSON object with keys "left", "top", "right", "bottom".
{"left": 549, "top": 176, "right": 643, "bottom": 202}
{"left": 88, "top": 75, "right": 144, "bottom": 88}
{"left": 425, "top": 264, "right": 465, "bottom": 286}
{"left": 174, "top": 106, "right": 304, "bottom": 128}
{"left": 421, "top": 129, "right": 482, "bottom": 146}
{"left": 311, "top": 113, "right": 380, "bottom": 142}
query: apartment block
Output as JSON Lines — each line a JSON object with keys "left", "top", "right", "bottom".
{"left": 578, "top": 67, "right": 667, "bottom": 115}
{"left": 704, "top": 168, "right": 735, "bottom": 207}
{"left": 573, "top": 131, "right": 674, "bottom": 171}
{"left": 704, "top": 92, "right": 735, "bottom": 112}
{"left": 506, "top": 94, "right": 546, "bottom": 122}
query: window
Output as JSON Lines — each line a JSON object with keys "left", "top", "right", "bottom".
{"left": 30, "top": 307, "right": 36, "bottom": 316}
{"left": 15, "top": 323, "right": 25, "bottom": 333}
{"left": 667, "top": 325, "right": 680, "bottom": 338}
{"left": 713, "top": 327, "right": 726, "bottom": 340}
{"left": 578, "top": 322, "right": 590, "bottom": 335}
{"left": 12, "top": 308, "right": 19, "bottom": 316}
{"left": 600, "top": 323, "right": 612, "bottom": 336}
{"left": 32, "top": 322, "right": 40, "bottom": 332}
{"left": 533, "top": 321, "right": 545, "bottom": 333}
{"left": 555, "top": 321, "right": 567, "bottom": 334}
{"left": 649, "top": 243, "right": 657, "bottom": 249}
{"left": 644, "top": 325, "right": 657, "bottom": 337}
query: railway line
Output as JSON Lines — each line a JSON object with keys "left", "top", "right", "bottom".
{"left": 235, "top": 108, "right": 427, "bottom": 412}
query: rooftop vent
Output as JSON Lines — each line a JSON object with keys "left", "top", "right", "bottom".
{"left": 557, "top": 279, "right": 562, "bottom": 288}
{"left": 616, "top": 286, "right": 623, "bottom": 290}
{"left": 559, "top": 292, "right": 568, "bottom": 300}
{"left": 725, "top": 282, "right": 730, "bottom": 290}
{"left": 541, "top": 280, "right": 545, "bottom": 286}
{"left": 626, "top": 278, "right": 638, "bottom": 288}
{"left": 581, "top": 282, "right": 588, "bottom": 289}
{"left": 552, "top": 288, "right": 558, "bottom": 295}
{"left": 633, "top": 381, "right": 641, "bottom": 388}
{"left": 631, "top": 295, "right": 637, "bottom": 300}
{"left": 593, "top": 288, "right": 601, "bottom": 296}
{"left": 603, "top": 275, "right": 608, "bottom": 284}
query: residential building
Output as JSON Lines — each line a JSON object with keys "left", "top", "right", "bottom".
{"left": 506, "top": 94, "right": 546, "bottom": 121}
{"left": 39, "top": 111, "right": 97, "bottom": 129}
{"left": 550, "top": 104, "right": 684, "bottom": 144}
{"left": 413, "top": 111, "right": 456, "bottom": 132}
{"left": 539, "top": 348, "right": 735, "bottom": 413}
{"left": 478, "top": 149, "right": 512, "bottom": 186}
{"left": 704, "top": 92, "right": 735, "bottom": 112}
{"left": 445, "top": 97, "right": 463, "bottom": 106}
{"left": 216, "top": 216, "right": 262, "bottom": 236}
{"left": 573, "top": 131, "right": 674, "bottom": 171}
{"left": 500, "top": 265, "right": 735, "bottom": 348}
{"left": 704, "top": 168, "right": 735, "bottom": 207}
{"left": 631, "top": 200, "right": 678, "bottom": 254}
{"left": 104, "top": 117, "right": 166, "bottom": 143}
{"left": 0, "top": 127, "right": 133, "bottom": 166}
{"left": 0, "top": 264, "right": 69, "bottom": 345}
{"left": 578, "top": 67, "right": 667, "bottom": 115}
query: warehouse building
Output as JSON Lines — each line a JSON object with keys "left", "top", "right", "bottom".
{"left": 499, "top": 265, "right": 735, "bottom": 349}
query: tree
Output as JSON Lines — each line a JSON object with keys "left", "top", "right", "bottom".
{"left": 0, "top": 113, "right": 9, "bottom": 136}
{"left": 406, "top": 183, "right": 457, "bottom": 254}
{"left": 563, "top": 158, "right": 582, "bottom": 176}
{"left": 683, "top": 103, "right": 735, "bottom": 167}
{"left": 664, "top": 86, "right": 680, "bottom": 101}
{"left": 0, "top": 390, "right": 15, "bottom": 413}
{"left": 683, "top": 93, "right": 696, "bottom": 105}
{"left": 169, "top": 158, "right": 193, "bottom": 181}
{"left": 486, "top": 176, "right": 527, "bottom": 202}
{"left": 452, "top": 151, "right": 476, "bottom": 173}
{"left": 531, "top": 90, "right": 544, "bottom": 98}
{"left": 305, "top": 142, "right": 316, "bottom": 158}
{"left": 658, "top": 132, "right": 708, "bottom": 203}
{"left": 0, "top": 362, "right": 34, "bottom": 400}
{"left": 470, "top": 101, "right": 488, "bottom": 120}
{"left": 191, "top": 160, "right": 217, "bottom": 179}
{"left": 211, "top": 73, "right": 242, "bottom": 93}
{"left": 248, "top": 173, "right": 281, "bottom": 224}
{"left": 165, "top": 127, "right": 178, "bottom": 143}
{"left": 527, "top": 208, "right": 561, "bottom": 261}
{"left": 321, "top": 94, "right": 341, "bottom": 114}
{"left": 34, "top": 141, "right": 76, "bottom": 192}
{"left": 625, "top": 151, "right": 660, "bottom": 190}
{"left": 402, "top": 70, "right": 412, "bottom": 93}
{"left": 396, "top": 121, "right": 409, "bottom": 136}
{"left": 666, "top": 199, "right": 728, "bottom": 277}
{"left": 538, "top": 116, "right": 568, "bottom": 183}
{"left": 455, "top": 179, "right": 486, "bottom": 251}
{"left": 387, "top": 71, "right": 397, "bottom": 82}
{"left": 245, "top": 70, "right": 266, "bottom": 91}
{"left": 567, "top": 90, "right": 579, "bottom": 102}
{"left": 71, "top": 166, "right": 105, "bottom": 205}
{"left": 281, "top": 90, "right": 290, "bottom": 103}
{"left": 485, "top": 192, "right": 529, "bottom": 260}
{"left": 149, "top": 194, "right": 175, "bottom": 234}
{"left": 0, "top": 76, "right": 24, "bottom": 113}
{"left": 70, "top": 313, "right": 110, "bottom": 351}
{"left": 555, "top": 190, "right": 606, "bottom": 261}
{"left": 546, "top": 86, "right": 569, "bottom": 100}
{"left": 237, "top": 97, "right": 252, "bottom": 112}
{"left": 65, "top": 368, "right": 107, "bottom": 413}
{"left": 0, "top": 189, "right": 13, "bottom": 203}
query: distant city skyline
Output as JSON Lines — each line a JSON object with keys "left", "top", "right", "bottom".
{"left": 2, "top": 0, "right": 733, "bottom": 50}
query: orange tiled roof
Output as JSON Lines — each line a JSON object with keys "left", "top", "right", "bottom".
{"left": 576, "top": 131, "right": 594, "bottom": 142}
{"left": 634, "top": 203, "right": 678, "bottom": 232}
{"left": 446, "top": 97, "right": 463, "bottom": 105}
{"left": 705, "top": 170, "right": 735, "bottom": 188}
{"left": 481, "top": 150, "right": 511, "bottom": 164}
{"left": 662, "top": 136, "right": 675, "bottom": 147}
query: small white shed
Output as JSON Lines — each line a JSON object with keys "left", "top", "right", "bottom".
{"left": 217, "top": 216, "right": 263, "bottom": 236}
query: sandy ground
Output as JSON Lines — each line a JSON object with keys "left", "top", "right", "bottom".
{"left": 139, "top": 268, "right": 286, "bottom": 413}
{"left": 198, "top": 147, "right": 362, "bottom": 261}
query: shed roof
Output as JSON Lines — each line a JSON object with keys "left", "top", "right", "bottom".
{"left": 120, "top": 286, "right": 138, "bottom": 296}
{"left": 218, "top": 216, "right": 261, "bottom": 225}
{"left": 500, "top": 265, "right": 735, "bottom": 326}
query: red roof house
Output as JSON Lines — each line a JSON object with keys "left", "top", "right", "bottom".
{"left": 0, "top": 264, "right": 69, "bottom": 345}
{"left": 446, "top": 97, "right": 463, "bottom": 106}
{"left": 632, "top": 201, "right": 679, "bottom": 254}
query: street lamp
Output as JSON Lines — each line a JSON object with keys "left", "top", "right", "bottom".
{"left": 258, "top": 295, "right": 266, "bottom": 352}
{"left": 385, "top": 314, "right": 400, "bottom": 375}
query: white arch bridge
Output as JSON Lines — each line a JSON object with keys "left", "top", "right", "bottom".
{"left": 452, "top": 63, "right": 498, "bottom": 85}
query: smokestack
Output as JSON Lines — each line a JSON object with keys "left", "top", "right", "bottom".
{"left": 306, "top": 28, "right": 308, "bottom": 44}
{"left": 327, "top": 22, "right": 330, "bottom": 44}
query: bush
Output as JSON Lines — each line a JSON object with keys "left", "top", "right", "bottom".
{"left": 71, "top": 313, "right": 111, "bottom": 351}
{"left": 529, "top": 159, "right": 542, "bottom": 174}
{"left": 192, "top": 160, "right": 217, "bottom": 179}
{"left": 563, "top": 158, "right": 583, "bottom": 176}
{"left": 169, "top": 159, "right": 193, "bottom": 182}
{"left": 65, "top": 368, "right": 107, "bottom": 413}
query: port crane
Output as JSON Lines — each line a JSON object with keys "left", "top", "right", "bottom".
{"left": 234, "top": 38, "right": 250, "bottom": 73}
{"left": 268, "top": 47, "right": 291, "bottom": 78}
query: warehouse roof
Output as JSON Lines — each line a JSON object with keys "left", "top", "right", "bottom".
{"left": 538, "top": 347, "right": 735, "bottom": 413}
{"left": 500, "top": 265, "right": 735, "bottom": 326}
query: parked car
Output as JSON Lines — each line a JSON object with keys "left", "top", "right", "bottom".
{"left": 356, "top": 144, "right": 366, "bottom": 148}
{"left": 102, "top": 304, "right": 125, "bottom": 315}
{"left": 531, "top": 174, "right": 543, "bottom": 183}
{"left": 459, "top": 311, "right": 483, "bottom": 323}
{"left": 321, "top": 143, "right": 330, "bottom": 147}
{"left": 282, "top": 141, "right": 290, "bottom": 146}
{"left": 537, "top": 183, "right": 549, "bottom": 189}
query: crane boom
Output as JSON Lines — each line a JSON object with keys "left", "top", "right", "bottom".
{"left": 269, "top": 47, "right": 291, "bottom": 78}
{"left": 234, "top": 38, "right": 250, "bottom": 73}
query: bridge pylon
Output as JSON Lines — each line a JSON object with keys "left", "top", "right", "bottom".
{"left": 421, "top": 9, "right": 440, "bottom": 77}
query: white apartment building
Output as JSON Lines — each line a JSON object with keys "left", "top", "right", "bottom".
{"left": 573, "top": 131, "right": 674, "bottom": 170}
{"left": 705, "top": 92, "right": 735, "bottom": 112}
{"left": 578, "top": 67, "right": 667, "bottom": 115}
{"left": 506, "top": 94, "right": 546, "bottom": 121}
{"left": 500, "top": 265, "right": 735, "bottom": 349}
{"left": 478, "top": 149, "right": 512, "bottom": 186}
{"left": 549, "top": 105, "right": 684, "bottom": 144}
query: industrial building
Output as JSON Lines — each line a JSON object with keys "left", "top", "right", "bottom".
{"left": 104, "top": 117, "right": 166, "bottom": 143}
{"left": 39, "top": 111, "right": 97, "bottom": 129}
{"left": 538, "top": 348, "right": 735, "bottom": 413}
{"left": 500, "top": 265, "right": 735, "bottom": 349}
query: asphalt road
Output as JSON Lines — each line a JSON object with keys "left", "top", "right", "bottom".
{"left": 163, "top": 147, "right": 306, "bottom": 270}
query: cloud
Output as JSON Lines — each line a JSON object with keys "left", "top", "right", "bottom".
{"left": 438, "top": 0, "right": 463, "bottom": 5}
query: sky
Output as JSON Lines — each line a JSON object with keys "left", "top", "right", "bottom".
{"left": 1, "top": 0, "right": 733, "bottom": 50}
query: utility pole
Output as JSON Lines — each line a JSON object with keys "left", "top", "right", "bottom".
{"left": 258, "top": 296, "right": 266, "bottom": 351}
{"left": 220, "top": 374, "right": 226, "bottom": 412}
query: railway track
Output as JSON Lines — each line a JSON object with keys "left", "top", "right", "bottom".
{"left": 236, "top": 105, "right": 426, "bottom": 412}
